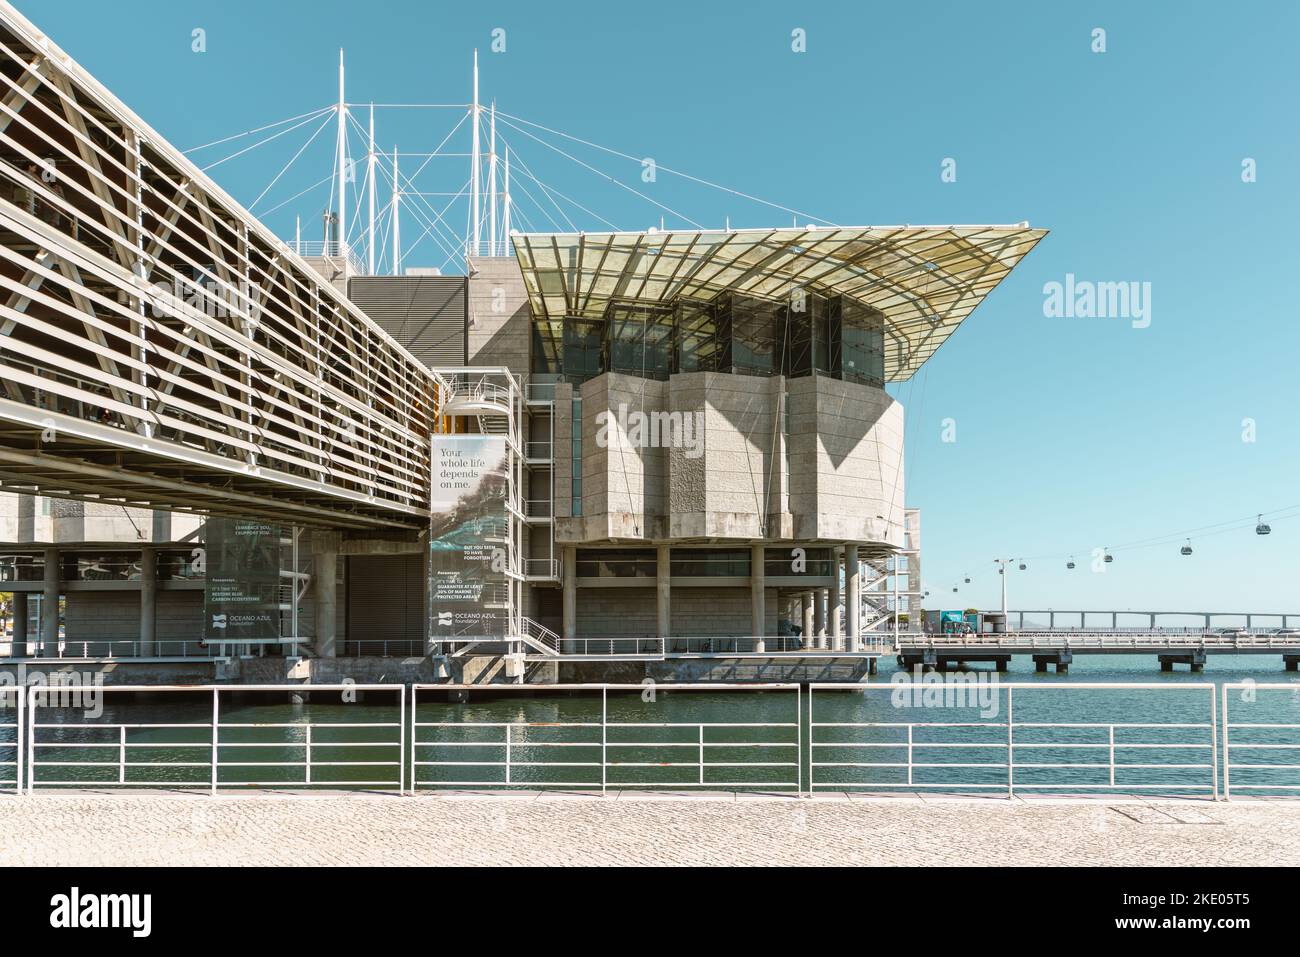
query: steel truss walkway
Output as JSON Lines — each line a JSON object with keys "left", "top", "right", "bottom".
{"left": 0, "top": 3, "right": 444, "bottom": 531}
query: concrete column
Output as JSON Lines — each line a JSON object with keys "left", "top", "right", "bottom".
{"left": 830, "top": 546, "right": 843, "bottom": 651}
{"left": 846, "top": 544, "right": 861, "bottom": 653}
{"left": 151, "top": 509, "right": 170, "bottom": 543}
{"left": 802, "top": 591, "right": 814, "bottom": 648}
{"left": 814, "top": 588, "right": 828, "bottom": 650}
{"left": 139, "top": 545, "right": 157, "bottom": 657}
{"left": 313, "top": 531, "right": 339, "bottom": 658}
{"left": 9, "top": 592, "right": 27, "bottom": 658}
{"left": 656, "top": 544, "right": 670, "bottom": 648}
{"left": 750, "top": 544, "right": 765, "bottom": 654}
{"left": 8, "top": 495, "right": 34, "bottom": 657}
{"left": 562, "top": 545, "right": 577, "bottom": 652}
{"left": 40, "top": 546, "right": 58, "bottom": 657}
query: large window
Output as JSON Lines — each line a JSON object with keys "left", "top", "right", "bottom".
{"left": 717, "top": 294, "right": 780, "bottom": 377}
{"left": 674, "top": 300, "right": 721, "bottom": 373}
{"left": 535, "top": 293, "right": 887, "bottom": 388}
{"left": 778, "top": 291, "right": 835, "bottom": 378}
{"left": 570, "top": 396, "right": 583, "bottom": 516}
{"left": 764, "top": 547, "right": 835, "bottom": 577}
{"left": 563, "top": 317, "right": 604, "bottom": 383}
{"left": 575, "top": 548, "right": 656, "bottom": 577}
{"left": 605, "top": 302, "right": 673, "bottom": 380}
{"left": 531, "top": 318, "right": 562, "bottom": 374}
{"left": 670, "top": 548, "right": 751, "bottom": 577}
{"left": 835, "top": 301, "right": 886, "bottom": 387}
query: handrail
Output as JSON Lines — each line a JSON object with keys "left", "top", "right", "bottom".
{"left": 0, "top": 686, "right": 21, "bottom": 794}
{"left": 24, "top": 684, "right": 404, "bottom": 793}
{"left": 410, "top": 683, "right": 802, "bottom": 792}
{"left": 809, "top": 682, "right": 1218, "bottom": 799}
{"left": 1221, "top": 683, "right": 1300, "bottom": 799}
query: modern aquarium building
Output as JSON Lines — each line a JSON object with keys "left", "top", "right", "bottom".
{"left": 0, "top": 0, "right": 1044, "bottom": 684}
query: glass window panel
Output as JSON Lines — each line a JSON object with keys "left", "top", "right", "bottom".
{"left": 563, "top": 317, "right": 604, "bottom": 383}
{"left": 604, "top": 302, "right": 672, "bottom": 381}
{"left": 839, "top": 301, "right": 886, "bottom": 387}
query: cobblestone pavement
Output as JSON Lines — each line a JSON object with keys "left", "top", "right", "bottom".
{"left": 3, "top": 792, "right": 1299, "bottom": 865}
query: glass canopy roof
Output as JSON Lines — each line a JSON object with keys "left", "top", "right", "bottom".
{"left": 511, "top": 224, "right": 1046, "bottom": 381}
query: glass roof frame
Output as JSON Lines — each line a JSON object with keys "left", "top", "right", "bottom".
{"left": 512, "top": 224, "right": 1047, "bottom": 381}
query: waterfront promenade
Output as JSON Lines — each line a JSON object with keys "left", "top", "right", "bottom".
{"left": 3, "top": 793, "right": 1300, "bottom": 866}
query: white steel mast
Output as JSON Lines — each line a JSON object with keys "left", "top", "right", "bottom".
{"left": 392, "top": 146, "right": 401, "bottom": 275}
{"left": 488, "top": 101, "right": 497, "bottom": 256}
{"left": 502, "top": 146, "right": 511, "bottom": 254}
{"left": 470, "top": 49, "right": 481, "bottom": 259}
{"left": 367, "top": 104, "right": 376, "bottom": 274}
{"left": 336, "top": 49, "right": 347, "bottom": 256}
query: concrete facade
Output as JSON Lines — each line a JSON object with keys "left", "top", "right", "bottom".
{"left": 551, "top": 370, "right": 903, "bottom": 548}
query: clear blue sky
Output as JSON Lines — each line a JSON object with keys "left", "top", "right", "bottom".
{"left": 22, "top": 0, "right": 1300, "bottom": 614}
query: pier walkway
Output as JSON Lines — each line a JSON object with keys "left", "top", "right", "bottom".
{"left": 3, "top": 790, "right": 1300, "bottom": 866}
{"left": 896, "top": 631, "right": 1300, "bottom": 672}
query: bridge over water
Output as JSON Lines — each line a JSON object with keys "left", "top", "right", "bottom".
{"left": 0, "top": 4, "right": 444, "bottom": 532}
{"left": 897, "top": 610, "right": 1300, "bottom": 672}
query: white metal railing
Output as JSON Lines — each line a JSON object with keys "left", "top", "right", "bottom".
{"left": 517, "top": 617, "right": 561, "bottom": 655}
{"left": 1, "top": 686, "right": 21, "bottom": 793}
{"left": 24, "top": 684, "right": 403, "bottom": 793}
{"left": 524, "top": 380, "right": 559, "bottom": 403}
{"left": 662, "top": 636, "right": 889, "bottom": 655}
{"left": 5, "top": 639, "right": 223, "bottom": 660}
{"left": 554, "top": 637, "right": 665, "bottom": 657}
{"left": 292, "top": 239, "right": 365, "bottom": 273}
{"left": 11, "top": 680, "right": 1295, "bottom": 800}
{"left": 342, "top": 639, "right": 426, "bottom": 657}
{"left": 523, "top": 558, "right": 559, "bottom": 579}
{"left": 808, "top": 683, "right": 1218, "bottom": 798}
{"left": 522, "top": 498, "right": 552, "bottom": 518}
{"left": 900, "top": 632, "right": 1300, "bottom": 649}
{"left": 410, "top": 683, "right": 801, "bottom": 792}
{"left": 442, "top": 376, "right": 514, "bottom": 412}
{"left": 1221, "top": 682, "right": 1300, "bottom": 799}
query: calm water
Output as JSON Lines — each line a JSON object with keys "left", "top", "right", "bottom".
{"left": 3, "top": 655, "right": 1298, "bottom": 794}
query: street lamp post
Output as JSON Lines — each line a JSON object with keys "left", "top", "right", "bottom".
{"left": 994, "top": 559, "right": 1010, "bottom": 623}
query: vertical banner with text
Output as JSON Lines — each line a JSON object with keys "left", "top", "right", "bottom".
{"left": 428, "top": 435, "right": 509, "bottom": 642}
{"left": 203, "top": 517, "right": 283, "bottom": 643}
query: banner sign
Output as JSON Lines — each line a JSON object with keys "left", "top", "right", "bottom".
{"left": 428, "top": 435, "right": 509, "bottom": 641}
{"left": 203, "top": 517, "right": 282, "bottom": 643}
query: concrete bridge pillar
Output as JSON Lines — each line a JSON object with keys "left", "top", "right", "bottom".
{"left": 40, "top": 546, "right": 58, "bottom": 657}
{"left": 829, "top": 546, "right": 844, "bottom": 651}
{"left": 9, "top": 592, "right": 26, "bottom": 658}
{"left": 814, "top": 588, "right": 827, "bottom": 650}
{"left": 845, "top": 545, "right": 861, "bottom": 653}
{"left": 139, "top": 545, "right": 157, "bottom": 656}
{"left": 562, "top": 545, "right": 577, "bottom": 653}
{"left": 750, "top": 544, "right": 765, "bottom": 654}
{"left": 312, "top": 531, "right": 339, "bottom": 658}
{"left": 801, "top": 592, "right": 814, "bottom": 648}
{"left": 656, "top": 544, "right": 670, "bottom": 647}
